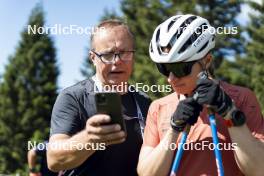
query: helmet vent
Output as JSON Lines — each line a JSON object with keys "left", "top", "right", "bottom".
{"left": 169, "top": 33, "right": 177, "bottom": 48}
{"left": 160, "top": 45, "right": 172, "bottom": 53}
{"left": 168, "top": 17, "right": 180, "bottom": 31}
{"left": 156, "top": 29, "right": 160, "bottom": 42}
{"left": 186, "top": 16, "right": 197, "bottom": 24}
{"left": 180, "top": 16, "right": 197, "bottom": 30}
{"left": 212, "top": 35, "right": 215, "bottom": 41}
{"left": 150, "top": 43, "right": 153, "bottom": 53}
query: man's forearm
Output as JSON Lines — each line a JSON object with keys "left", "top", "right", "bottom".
{"left": 138, "top": 129, "right": 179, "bottom": 176}
{"left": 47, "top": 130, "right": 97, "bottom": 172}
{"left": 229, "top": 124, "right": 264, "bottom": 176}
{"left": 28, "top": 150, "right": 37, "bottom": 169}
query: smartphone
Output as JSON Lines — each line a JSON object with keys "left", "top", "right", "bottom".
{"left": 95, "top": 92, "right": 126, "bottom": 133}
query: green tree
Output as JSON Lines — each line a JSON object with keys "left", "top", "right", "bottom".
{"left": 197, "top": 0, "right": 244, "bottom": 70}
{"left": 80, "top": 48, "right": 95, "bottom": 78}
{"left": 217, "top": 0, "right": 264, "bottom": 113}
{"left": 0, "top": 4, "right": 59, "bottom": 173}
{"left": 246, "top": 0, "right": 264, "bottom": 113}
{"left": 216, "top": 57, "right": 252, "bottom": 87}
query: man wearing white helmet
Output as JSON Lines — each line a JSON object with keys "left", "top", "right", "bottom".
{"left": 137, "top": 14, "right": 264, "bottom": 176}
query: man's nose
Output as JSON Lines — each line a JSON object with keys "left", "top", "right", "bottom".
{"left": 113, "top": 54, "right": 122, "bottom": 65}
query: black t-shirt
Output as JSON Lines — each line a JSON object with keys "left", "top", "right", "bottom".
{"left": 50, "top": 78, "right": 151, "bottom": 176}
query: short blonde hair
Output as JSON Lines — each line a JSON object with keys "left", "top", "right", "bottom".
{"left": 90, "top": 19, "right": 134, "bottom": 49}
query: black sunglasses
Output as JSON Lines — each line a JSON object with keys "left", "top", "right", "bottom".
{"left": 156, "top": 61, "right": 197, "bottom": 78}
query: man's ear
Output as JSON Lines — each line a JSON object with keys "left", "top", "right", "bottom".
{"left": 89, "top": 51, "right": 96, "bottom": 66}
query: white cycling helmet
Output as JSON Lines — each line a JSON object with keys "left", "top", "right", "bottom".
{"left": 149, "top": 14, "right": 215, "bottom": 63}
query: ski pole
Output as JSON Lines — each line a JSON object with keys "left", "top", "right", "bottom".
{"left": 170, "top": 125, "right": 190, "bottom": 176}
{"left": 207, "top": 108, "right": 224, "bottom": 176}
{"left": 195, "top": 72, "right": 224, "bottom": 176}
{"left": 170, "top": 72, "right": 224, "bottom": 176}
{"left": 170, "top": 73, "right": 204, "bottom": 175}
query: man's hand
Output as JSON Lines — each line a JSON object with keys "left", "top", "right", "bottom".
{"left": 85, "top": 114, "right": 126, "bottom": 146}
{"left": 171, "top": 97, "right": 203, "bottom": 132}
{"left": 195, "top": 79, "right": 233, "bottom": 117}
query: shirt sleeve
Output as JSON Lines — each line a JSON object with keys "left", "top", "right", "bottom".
{"left": 240, "top": 89, "right": 264, "bottom": 141}
{"left": 142, "top": 102, "right": 160, "bottom": 147}
{"left": 50, "top": 90, "right": 82, "bottom": 136}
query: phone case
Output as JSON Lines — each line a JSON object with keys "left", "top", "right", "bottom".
{"left": 95, "top": 92, "right": 127, "bottom": 133}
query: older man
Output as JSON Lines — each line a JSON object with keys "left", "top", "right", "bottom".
{"left": 47, "top": 19, "right": 151, "bottom": 176}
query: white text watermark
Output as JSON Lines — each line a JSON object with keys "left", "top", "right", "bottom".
{"left": 27, "top": 141, "right": 106, "bottom": 151}
{"left": 27, "top": 24, "right": 105, "bottom": 35}
{"left": 94, "top": 82, "right": 172, "bottom": 93}
{"left": 161, "top": 140, "right": 237, "bottom": 151}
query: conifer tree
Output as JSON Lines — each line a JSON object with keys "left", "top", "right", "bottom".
{"left": 0, "top": 4, "right": 59, "bottom": 173}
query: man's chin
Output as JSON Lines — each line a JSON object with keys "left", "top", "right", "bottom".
{"left": 107, "top": 74, "right": 129, "bottom": 84}
{"left": 107, "top": 78, "right": 128, "bottom": 85}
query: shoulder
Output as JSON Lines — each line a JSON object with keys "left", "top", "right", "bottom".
{"left": 221, "top": 81, "right": 252, "bottom": 95}
{"left": 59, "top": 78, "right": 94, "bottom": 98}
{"left": 147, "top": 93, "right": 178, "bottom": 120}
{"left": 150, "top": 92, "right": 178, "bottom": 108}
{"left": 220, "top": 81, "right": 257, "bottom": 108}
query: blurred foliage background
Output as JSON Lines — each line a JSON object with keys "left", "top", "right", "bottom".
{"left": 0, "top": 0, "right": 263, "bottom": 174}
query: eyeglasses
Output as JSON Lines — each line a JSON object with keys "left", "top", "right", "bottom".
{"left": 156, "top": 61, "right": 197, "bottom": 78}
{"left": 91, "top": 49, "right": 135, "bottom": 64}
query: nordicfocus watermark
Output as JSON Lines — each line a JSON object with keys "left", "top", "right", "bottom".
{"left": 94, "top": 82, "right": 172, "bottom": 93}
{"left": 176, "top": 25, "right": 238, "bottom": 35}
{"left": 161, "top": 140, "right": 238, "bottom": 151}
{"left": 27, "top": 141, "right": 106, "bottom": 151}
{"left": 27, "top": 24, "right": 105, "bottom": 35}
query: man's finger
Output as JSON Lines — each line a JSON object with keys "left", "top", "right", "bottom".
{"left": 87, "top": 114, "right": 111, "bottom": 126}
{"left": 87, "top": 131, "right": 126, "bottom": 144}
{"left": 92, "top": 131, "right": 125, "bottom": 143}
{"left": 87, "top": 124, "right": 121, "bottom": 134}
{"left": 106, "top": 138, "right": 126, "bottom": 146}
